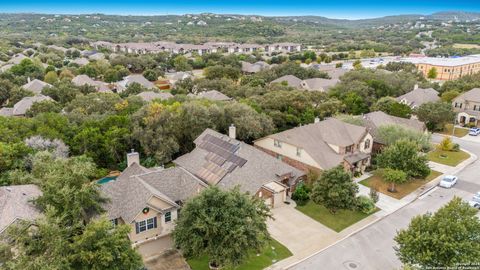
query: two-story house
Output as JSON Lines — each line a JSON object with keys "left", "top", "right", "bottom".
{"left": 254, "top": 118, "right": 373, "bottom": 174}
{"left": 396, "top": 86, "right": 440, "bottom": 109}
{"left": 452, "top": 88, "right": 480, "bottom": 127}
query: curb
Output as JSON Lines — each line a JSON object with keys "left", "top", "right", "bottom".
{"left": 281, "top": 146, "right": 478, "bottom": 270}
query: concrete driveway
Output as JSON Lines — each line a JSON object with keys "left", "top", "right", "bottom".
{"left": 289, "top": 136, "right": 479, "bottom": 270}
{"left": 267, "top": 202, "right": 338, "bottom": 258}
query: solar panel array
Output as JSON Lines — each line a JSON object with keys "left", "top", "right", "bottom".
{"left": 196, "top": 134, "right": 247, "bottom": 184}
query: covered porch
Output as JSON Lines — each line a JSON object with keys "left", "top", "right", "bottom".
{"left": 344, "top": 152, "right": 371, "bottom": 174}
{"left": 457, "top": 111, "right": 479, "bottom": 127}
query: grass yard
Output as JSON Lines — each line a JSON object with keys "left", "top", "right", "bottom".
{"left": 295, "top": 200, "right": 378, "bottom": 232}
{"left": 453, "top": 43, "right": 480, "bottom": 49}
{"left": 187, "top": 239, "right": 292, "bottom": 270}
{"left": 427, "top": 149, "right": 470, "bottom": 167}
{"left": 359, "top": 170, "right": 442, "bottom": 200}
{"left": 440, "top": 124, "right": 469, "bottom": 138}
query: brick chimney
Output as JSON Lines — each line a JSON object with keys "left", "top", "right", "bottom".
{"left": 127, "top": 149, "right": 140, "bottom": 167}
{"left": 229, "top": 124, "right": 236, "bottom": 140}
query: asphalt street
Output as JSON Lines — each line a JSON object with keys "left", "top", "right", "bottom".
{"left": 290, "top": 135, "right": 480, "bottom": 270}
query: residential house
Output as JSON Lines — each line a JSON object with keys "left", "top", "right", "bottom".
{"left": 174, "top": 128, "right": 305, "bottom": 202}
{"left": 254, "top": 118, "right": 373, "bottom": 174}
{"left": 116, "top": 74, "right": 156, "bottom": 93}
{"left": 100, "top": 152, "right": 207, "bottom": 256}
{"left": 8, "top": 54, "right": 28, "bottom": 65}
{"left": 188, "top": 90, "right": 232, "bottom": 101}
{"left": 241, "top": 61, "right": 270, "bottom": 74}
{"left": 270, "top": 75, "right": 303, "bottom": 88}
{"left": 71, "top": 58, "right": 90, "bottom": 66}
{"left": 361, "top": 111, "right": 427, "bottom": 152}
{"left": 300, "top": 78, "right": 339, "bottom": 92}
{"left": 0, "top": 185, "right": 42, "bottom": 235}
{"left": 165, "top": 71, "right": 193, "bottom": 86}
{"left": 397, "top": 86, "right": 440, "bottom": 109}
{"left": 72, "top": 74, "right": 111, "bottom": 92}
{"left": 452, "top": 88, "right": 480, "bottom": 127}
{"left": 0, "top": 94, "right": 53, "bottom": 117}
{"left": 137, "top": 91, "right": 174, "bottom": 102}
{"left": 21, "top": 79, "right": 52, "bottom": 94}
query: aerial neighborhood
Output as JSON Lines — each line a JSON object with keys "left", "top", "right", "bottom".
{"left": 1, "top": 9, "right": 480, "bottom": 270}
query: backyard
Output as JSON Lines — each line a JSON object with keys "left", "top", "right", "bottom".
{"left": 427, "top": 148, "right": 470, "bottom": 167}
{"left": 359, "top": 170, "right": 442, "bottom": 199}
{"left": 187, "top": 239, "right": 292, "bottom": 270}
{"left": 295, "top": 200, "right": 378, "bottom": 232}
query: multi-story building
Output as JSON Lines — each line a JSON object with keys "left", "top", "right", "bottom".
{"left": 400, "top": 55, "right": 480, "bottom": 80}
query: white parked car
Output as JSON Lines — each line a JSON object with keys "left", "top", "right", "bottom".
{"left": 439, "top": 175, "right": 458, "bottom": 188}
{"left": 469, "top": 193, "right": 480, "bottom": 209}
{"left": 469, "top": 127, "right": 480, "bottom": 136}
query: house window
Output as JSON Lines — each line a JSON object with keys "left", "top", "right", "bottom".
{"left": 111, "top": 218, "right": 118, "bottom": 226}
{"left": 364, "top": 139, "right": 371, "bottom": 150}
{"left": 274, "top": 140, "right": 282, "bottom": 148}
{"left": 165, "top": 211, "right": 172, "bottom": 223}
{"left": 455, "top": 102, "right": 463, "bottom": 108}
{"left": 135, "top": 217, "right": 157, "bottom": 234}
{"left": 345, "top": 145, "right": 353, "bottom": 153}
{"left": 296, "top": 147, "right": 302, "bottom": 157}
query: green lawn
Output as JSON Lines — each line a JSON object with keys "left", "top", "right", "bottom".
{"left": 295, "top": 200, "right": 378, "bottom": 232}
{"left": 440, "top": 124, "right": 469, "bottom": 138}
{"left": 187, "top": 239, "right": 292, "bottom": 270}
{"left": 359, "top": 170, "right": 442, "bottom": 199}
{"left": 427, "top": 149, "right": 470, "bottom": 167}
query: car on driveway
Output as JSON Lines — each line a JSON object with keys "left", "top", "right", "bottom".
{"left": 469, "top": 127, "right": 480, "bottom": 136}
{"left": 439, "top": 175, "right": 458, "bottom": 188}
{"left": 469, "top": 193, "right": 480, "bottom": 209}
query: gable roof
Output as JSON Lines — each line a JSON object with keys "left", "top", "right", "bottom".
{"left": 361, "top": 111, "right": 426, "bottom": 144}
{"left": 0, "top": 185, "right": 42, "bottom": 234}
{"left": 117, "top": 74, "right": 155, "bottom": 91}
{"left": 454, "top": 88, "right": 480, "bottom": 103}
{"left": 174, "top": 129, "right": 304, "bottom": 194}
{"left": 100, "top": 166, "right": 205, "bottom": 223}
{"left": 397, "top": 88, "right": 439, "bottom": 107}
{"left": 21, "top": 79, "right": 52, "bottom": 94}
{"left": 241, "top": 61, "right": 271, "bottom": 73}
{"left": 263, "top": 118, "right": 368, "bottom": 170}
{"left": 271, "top": 75, "right": 302, "bottom": 88}
{"left": 7, "top": 94, "right": 53, "bottom": 116}
{"left": 189, "top": 90, "right": 232, "bottom": 101}
{"left": 137, "top": 91, "right": 174, "bottom": 102}
{"left": 71, "top": 58, "right": 90, "bottom": 66}
{"left": 301, "top": 78, "right": 339, "bottom": 92}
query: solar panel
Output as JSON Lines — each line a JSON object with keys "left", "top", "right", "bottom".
{"left": 205, "top": 152, "right": 226, "bottom": 166}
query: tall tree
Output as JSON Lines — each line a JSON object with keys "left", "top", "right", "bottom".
{"left": 173, "top": 187, "right": 271, "bottom": 268}
{"left": 310, "top": 166, "right": 359, "bottom": 213}
{"left": 415, "top": 102, "right": 455, "bottom": 131}
{"left": 395, "top": 197, "right": 480, "bottom": 268}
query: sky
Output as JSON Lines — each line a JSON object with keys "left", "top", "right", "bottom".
{"left": 1, "top": 0, "right": 480, "bottom": 19}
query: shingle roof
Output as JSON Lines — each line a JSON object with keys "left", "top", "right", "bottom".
{"left": 396, "top": 88, "right": 440, "bottom": 107}
{"left": 0, "top": 185, "right": 42, "bottom": 234}
{"left": 21, "top": 79, "right": 52, "bottom": 94}
{"left": 271, "top": 75, "right": 302, "bottom": 88}
{"left": 10, "top": 94, "right": 53, "bottom": 116}
{"left": 454, "top": 88, "right": 480, "bottom": 103}
{"left": 100, "top": 165, "right": 205, "bottom": 222}
{"left": 137, "top": 91, "right": 174, "bottom": 102}
{"left": 301, "top": 78, "right": 339, "bottom": 92}
{"left": 241, "top": 61, "right": 271, "bottom": 73}
{"left": 264, "top": 118, "right": 368, "bottom": 170}
{"left": 71, "top": 58, "right": 90, "bottom": 66}
{"left": 117, "top": 74, "right": 156, "bottom": 91}
{"left": 174, "top": 129, "right": 305, "bottom": 194}
{"left": 189, "top": 90, "right": 231, "bottom": 101}
{"left": 361, "top": 111, "right": 426, "bottom": 144}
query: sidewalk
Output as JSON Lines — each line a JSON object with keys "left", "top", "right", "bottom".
{"left": 268, "top": 148, "right": 478, "bottom": 270}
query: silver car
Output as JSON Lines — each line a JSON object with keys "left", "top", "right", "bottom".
{"left": 439, "top": 175, "right": 458, "bottom": 188}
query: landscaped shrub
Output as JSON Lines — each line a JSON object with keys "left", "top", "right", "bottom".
{"left": 437, "top": 137, "right": 454, "bottom": 151}
{"left": 452, "top": 143, "right": 460, "bottom": 152}
{"left": 356, "top": 195, "right": 376, "bottom": 214}
{"left": 369, "top": 186, "right": 379, "bottom": 203}
{"left": 292, "top": 183, "right": 310, "bottom": 206}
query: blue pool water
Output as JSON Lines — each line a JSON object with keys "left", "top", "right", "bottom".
{"left": 97, "top": 176, "right": 117, "bottom": 184}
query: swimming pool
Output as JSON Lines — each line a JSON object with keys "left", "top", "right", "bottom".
{"left": 97, "top": 176, "right": 117, "bottom": 185}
